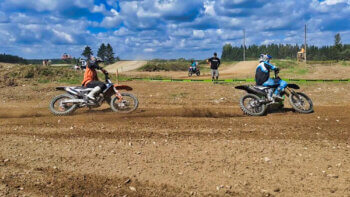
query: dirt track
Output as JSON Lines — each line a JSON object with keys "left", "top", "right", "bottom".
{"left": 1, "top": 79, "right": 350, "bottom": 196}
{"left": 105, "top": 61, "right": 147, "bottom": 74}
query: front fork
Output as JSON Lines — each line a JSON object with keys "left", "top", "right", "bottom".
{"left": 113, "top": 87, "right": 123, "bottom": 102}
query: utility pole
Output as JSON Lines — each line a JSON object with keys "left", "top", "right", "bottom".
{"left": 304, "top": 24, "right": 307, "bottom": 63}
{"left": 243, "top": 29, "right": 246, "bottom": 61}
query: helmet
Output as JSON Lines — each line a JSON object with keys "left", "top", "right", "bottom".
{"left": 96, "top": 57, "right": 103, "bottom": 62}
{"left": 259, "top": 54, "right": 272, "bottom": 62}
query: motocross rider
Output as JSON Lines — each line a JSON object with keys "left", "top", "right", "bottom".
{"left": 255, "top": 54, "right": 287, "bottom": 100}
{"left": 81, "top": 56, "right": 108, "bottom": 101}
{"left": 190, "top": 60, "right": 197, "bottom": 72}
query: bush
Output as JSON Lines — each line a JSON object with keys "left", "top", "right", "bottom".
{"left": 8, "top": 65, "right": 83, "bottom": 84}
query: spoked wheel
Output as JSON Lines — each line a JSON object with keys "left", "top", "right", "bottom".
{"left": 188, "top": 72, "right": 192, "bottom": 77}
{"left": 110, "top": 93, "right": 139, "bottom": 113}
{"left": 196, "top": 70, "right": 200, "bottom": 76}
{"left": 289, "top": 92, "right": 314, "bottom": 114}
{"left": 239, "top": 94, "right": 267, "bottom": 116}
{"left": 49, "top": 94, "right": 77, "bottom": 116}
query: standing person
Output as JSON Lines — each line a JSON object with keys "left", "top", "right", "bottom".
{"left": 207, "top": 52, "right": 221, "bottom": 80}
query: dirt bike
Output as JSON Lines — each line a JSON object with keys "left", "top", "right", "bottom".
{"left": 235, "top": 70, "right": 313, "bottom": 116}
{"left": 188, "top": 67, "right": 200, "bottom": 77}
{"left": 49, "top": 73, "right": 138, "bottom": 116}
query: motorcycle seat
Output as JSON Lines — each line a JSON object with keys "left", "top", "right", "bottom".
{"left": 253, "top": 86, "right": 270, "bottom": 90}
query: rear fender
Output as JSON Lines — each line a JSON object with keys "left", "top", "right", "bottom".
{"left": 287, "top": 84, "right": 300, "bottom": 89}
{"left": 114, "top": 85, "right": 133, "bottom": 91}
{"left": 235, "top": 85, "right": 266, "bottom": 96}
{"left": 56, "top": 87, "right": 66, "bottom": 91}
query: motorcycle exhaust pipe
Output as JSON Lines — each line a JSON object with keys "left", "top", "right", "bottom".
{"left": 62, "top": 99, "right": 85, "bottom": 104}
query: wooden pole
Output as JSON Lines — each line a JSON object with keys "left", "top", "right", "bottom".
{"left": 243, "top": 29, "right": 246, "bottom": 61}
{"left": 116, "top": 69, "right": 119, "bottom": 84}
{"left": 305, "top": 24, "right": 307, "bottom": 63}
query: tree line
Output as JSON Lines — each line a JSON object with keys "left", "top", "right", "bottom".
{"left": 82, "top": 43, "right": 119, "bottom": 65}
{"left": 0, "top": 53, "right": 28, "bottom": 64}
{"left": 221, "top": 33, "right": 350, "bottom": 61}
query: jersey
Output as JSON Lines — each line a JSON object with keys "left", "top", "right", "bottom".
{"left": 208, "top": 57, "right": 220, "bottom": 69}
{"left": 255, "top": 61, "right": 277, "bottom": 85}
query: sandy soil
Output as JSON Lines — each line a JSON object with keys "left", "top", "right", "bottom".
{"left": 0, "top": 77, "right": 350, "bottom": 196}
{"left": 105, "top": 61, "right": 147, "bottom": 74}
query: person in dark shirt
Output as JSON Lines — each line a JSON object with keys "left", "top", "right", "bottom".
{"left": 207, "top": 52, "right": 221, "bottom": 80}
{"left": 255, "top": 54, "right": 287, "bottom": 100}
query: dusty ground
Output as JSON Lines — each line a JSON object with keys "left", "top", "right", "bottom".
{"left": 1, "top": 62, "right": 350, "bottom": 196}
{"left": 1, "top": 74, "right": 350, "bottom": 197}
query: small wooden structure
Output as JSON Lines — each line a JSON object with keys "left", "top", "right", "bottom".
{"left": 297, "top": 48, "right": 306, "bottom": 62}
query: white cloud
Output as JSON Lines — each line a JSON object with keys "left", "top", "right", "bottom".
{"left": 144, "top": 48, "right": 155, "bottom": 52}
{"left": 321, "top": 0, "right": 350, "bottom": 5}
{"left": 52, "top": 29, "right": 74, "bottom": 43}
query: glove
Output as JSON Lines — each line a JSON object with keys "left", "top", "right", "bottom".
{"left": 275, "top": 68, "right": 280, "bottom": 72}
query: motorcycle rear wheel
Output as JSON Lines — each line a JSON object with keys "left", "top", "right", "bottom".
{"left": 110, "top": 93, "right": 139, "bottom": 113}
{"left": 289, "top": 92, "right": 314, "bottom": 114}
{"left": 239, "top": 94, "right": 267, "bottom": 116}
{"left": 49, "top": 94, "right": 77, "bottom": 116}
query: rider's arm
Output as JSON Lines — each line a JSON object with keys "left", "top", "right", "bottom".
{"left": 264, "top": 61, "right": 277, "bottom": 70}
{"left": 88, "top": 61, "right": 108, "bottom": 74}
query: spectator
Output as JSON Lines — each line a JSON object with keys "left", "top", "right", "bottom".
{"left": 207, "top": 52, "right": 221, "bottom": 80}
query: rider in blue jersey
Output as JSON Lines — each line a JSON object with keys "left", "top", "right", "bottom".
{"left": 255, "top": 54, "right": 287, "bottom": 100}
{"left": 190, "top": 60, "right": 197, "bottom": 72}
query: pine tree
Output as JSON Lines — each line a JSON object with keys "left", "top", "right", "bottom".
{"left": 334, "top": 33, "right": 342, "bottom": 61}
{"left": 105, "top": 43, "right": 115, "bottom": 65}
{"left": 82, "top": 46, "right": 93, "bottom": 59}
{"left": 97, "top": 43, "right": 107, "bottom": 61}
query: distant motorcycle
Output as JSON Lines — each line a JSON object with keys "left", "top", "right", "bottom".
{"left": 50, "top": 73, "right": 138, "bottom": 116}
{"left": 235, "top": 70, "right": 313, "bottom": 116}
{"left": 188, "top": 67, "right": 200, "bottom": 77}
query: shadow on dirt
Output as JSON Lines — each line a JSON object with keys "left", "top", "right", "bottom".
{"left": 80, "top": 107, "right": 245, "bottom": 118}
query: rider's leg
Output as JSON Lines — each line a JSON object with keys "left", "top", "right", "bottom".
{"left": 86, "top": 81, "right": 106, "bottom": 100}
{"left": 272, "top": 80, "right": 287, "bottom": 100}
{"left": 273, "top": 80, "right": 288, "bottom": 96}
{"left": 216, "top": 69, "right": 219, "bottom": 80}
{"left": 262, "top": 78, "right": 276, "bottom": 87}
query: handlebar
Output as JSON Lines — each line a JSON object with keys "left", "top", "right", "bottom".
{"left": 274, "top": 68, "right": 280, "bottom": 79}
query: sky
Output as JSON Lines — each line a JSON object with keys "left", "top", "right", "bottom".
{"left": 0, "top": 0, "right": 349, "bottom": 60}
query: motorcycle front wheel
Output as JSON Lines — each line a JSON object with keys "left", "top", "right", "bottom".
{"left": 49, "top": 94, "right": 77, "bottom": 116}
{"left": 110, "top": 93, "right": 139, "bottom": 113}
{"left": 239, "top": 94, "right": 267, "bottom": 116}
{"left": 289, "top": 92, "right": 314, "bottom": 114}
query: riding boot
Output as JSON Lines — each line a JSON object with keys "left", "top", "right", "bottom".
{"left": 87, "top": 86, "right": 101, "bottom": 100}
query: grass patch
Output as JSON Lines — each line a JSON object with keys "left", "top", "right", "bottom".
{"left": 306, "top": 60, "right": 337, "bottom": 65}
{"left": 7, "top": 65, "right": 83, "bottom": 84}
{"left": 139, "top": 60, "right": 191, "bottom": 72}
{"left": 271, "top": 60, "right": 296, "bottom": 69}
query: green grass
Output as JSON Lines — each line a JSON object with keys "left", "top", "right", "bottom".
{"left": 7, "top": 65, "right": 83, "bottom": 84}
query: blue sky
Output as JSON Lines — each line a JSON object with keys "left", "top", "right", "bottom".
{"left": 0, "top": 0, "right": 349, "bottom": 59}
